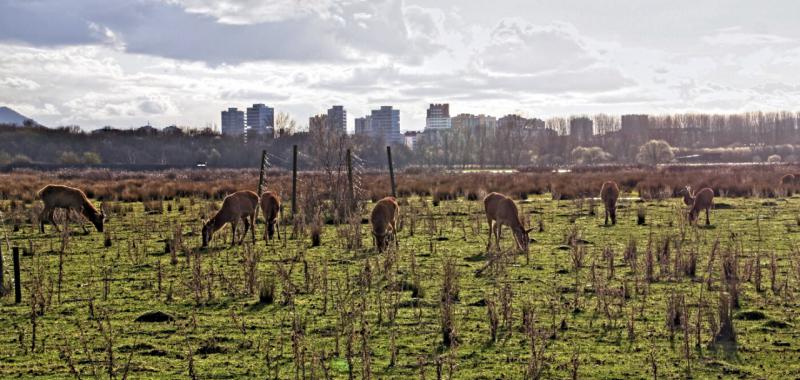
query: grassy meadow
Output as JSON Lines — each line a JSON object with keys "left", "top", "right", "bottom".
{"left": 2, "top": 189, "right": 800, "bottom": 378}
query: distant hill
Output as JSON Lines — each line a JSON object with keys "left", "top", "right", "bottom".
{"left": 0, "top": 106, "right": 37, "bottom": 126}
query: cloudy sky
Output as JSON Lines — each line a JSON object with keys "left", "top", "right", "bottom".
{"left": 1, "top": 0, "right": 800, "bottom": 131}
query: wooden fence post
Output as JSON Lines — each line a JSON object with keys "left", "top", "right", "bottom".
{"left": 257, "top": 149, "right": 268, "bottom": 195}
{"left": 292, "top": 145, "right": 298, "bottom": 218}
{"left": 13, "top": 247, "right": 20, "bottom": 304}
{"left": 0, "top": 244, "right": 4, "bottom": 296}
{"left": 387, "top": 146, "right": 396, "bottom": 198}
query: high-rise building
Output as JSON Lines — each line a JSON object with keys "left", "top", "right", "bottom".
{"left": 326, "top": 105, "right": 347, "bottom": 134}
{"left": 621, "top": 114, "right": 649, "bottom": 143}
{"left": 569, "top": 117, "right": 594, "bottom": 143}
{"left": 425, "top": 103, "right": 451, "bottom": 131}
{"left": 370, "top": 106, "right": 402, "bottom": 144}
{"left": 355, "top": 116, "right": 371, "bottom": 135}
{"left": 221, "top": 107, "right": 245, "bottom": 136}
{"left": 246, "top": 104, "right": 274, "bottom": 137}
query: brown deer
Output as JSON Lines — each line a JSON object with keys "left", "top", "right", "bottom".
{"left": 38, "top": 184, "right": 104, "bottom": 234}
{"left": 600, "top": 181, "right": 620, "bottom": 225}
{"left": 370, "top": 196, "right": 398, "bottom": 252}
{"left": 781, "top": 174, "right": 798, "bottom": 196}
{"left": 687, "top": 187, "right": 714, "bottom": 225}
{"left": 484, "top": 192, "right": 532, "bottom": 253}
{"left": 259, "top": 191, "right": 281, "bottom": 245}
{"left": 202, "top": 190, "right": 258, "bottom": 247}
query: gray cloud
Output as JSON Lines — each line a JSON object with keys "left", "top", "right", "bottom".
{"left": 0, "top": 0, "right": 439, "bottom": 64}
{"left": 3, "top": 0, "right": 800, "bottom": 130}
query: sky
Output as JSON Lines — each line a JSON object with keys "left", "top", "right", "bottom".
{"left": 1, "top": 0, "right": 800, "bottom": 132}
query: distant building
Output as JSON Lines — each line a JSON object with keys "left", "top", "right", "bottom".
{"left": 451, "top": 113, "right": 496, "bottom": 131}
{"left": 355, "top": 115, "right": 371, "bottom": 135}
{"left": 404, "top": 131, "right": 420, "bottom": 150}
{"left": 425, "top": 103, "right": 451, "bottom": 131}
{"left": 498, "top": 114, "right": 546, "bottom": 131}
{"left": 621, "top": 114, "right": 649, "bottom": 143}
{"left": 569, "top": 117, "right": 593, "bottom": 143}
{"left": 136, "top": 124, "right": 159, "bottom": 135}
{"left": 221, "top": 107, "right": 245, "bottom": 136}
{"left": 355, "top": 107, "right": 401, "bottom": 143}
{"left": 162, "top": 125, "right": 183, "bottom": 135}
{"left": 246, "top": 104, "right": 274, "bottom": 137}
{"left": 326, "top": 105, "right": 347, "bottom": 134}
{"left": 371, "top": 106, "right": 402, "bottom": 144}
{"left": 309, "top": 114, "right": 328, "bottom": 135}
{"left": 497, "top": 114, "right": 528, "bottom": 130}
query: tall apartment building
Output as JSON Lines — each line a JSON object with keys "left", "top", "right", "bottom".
{"left": 569, "top": 117, "right": 594, "bottom": 144}
{"left": 246, "top": 104, "right": 274, "bottom": 137}
{"left": 354, "top": 116, "right": 371, "bottom": 135}
{"left": 221, "top": 107, "right": 245, "bottom": 136}
{"left": 370, "top": 106, "right": 402, "bottom": 144}
{"left": 326, "top": 105, "right": 347, "bottom": 134}
{"left": 621, "top": 114, "right": 650, "bottom": 144}
{"left": 425, "top": 103, "right": 451, "bottom": 131}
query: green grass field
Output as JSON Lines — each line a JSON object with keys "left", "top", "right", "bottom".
{"left": 2, "top": 193, "right": 800, "bottom": 379}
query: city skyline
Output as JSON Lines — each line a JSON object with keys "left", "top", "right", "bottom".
{"left": 3, "top": 1, "right": 800, "bottom": 131}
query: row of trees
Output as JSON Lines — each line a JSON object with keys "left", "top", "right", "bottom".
{"left": 0, "top": 124, "right": 415, "bottom": 169}
{"left": 3, "top": 108, "right": 800, "bottom": 169}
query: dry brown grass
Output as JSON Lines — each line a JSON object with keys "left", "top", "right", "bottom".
{"left": 1, "top": 164, "right": 798, "bottom": 204}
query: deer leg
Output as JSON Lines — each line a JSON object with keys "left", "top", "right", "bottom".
{"left": 604, "top": 208, "right": 609, "bottom": 225}
{"left": 230, "top": 220, "right": 237, "bottom": 246}
{"left": 611, "top": 206, "right": 617, "bottom": 225}
{"left": 50, "top": 208, "right": 62, "bottom": 233}
{"left": 496, "top": 224, "right": 502, "bottom": 251}
{"left": 486, "top": 219, "right": 494, "bottom": 251}
{"left": 251, "top": 213, "right": 257, "bottom": 245}
{"left": 40, "top": 206, "right": 51, "bottom": 233}
{"left": 705, "top": 208, "right": 710, "bottom": 225}
{"left": 240, "top": 216, "right": 250, "bottom": 245}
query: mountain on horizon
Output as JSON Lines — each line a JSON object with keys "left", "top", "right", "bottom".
{"left": 0, "top": 106, "right": 38, "bottom": 126}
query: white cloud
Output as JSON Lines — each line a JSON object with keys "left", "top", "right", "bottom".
{"left": 164, "top": 0, "right": 337, "bottom": 24}
{"left": 478, "top": 20, "right": 597, "bottom": 74}
{"left": 0, "top": 76, "right": 40, "bottom": 90}
{"left": 703, "top": 27, "right": 794, "bottom": 46}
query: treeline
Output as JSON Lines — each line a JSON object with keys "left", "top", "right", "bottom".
{"left": 0, "top": 124, "right": 414, "bottom": 169}
{"left": 2, "top": 109, "right": 800, "bottom": 169}
{"left": 415, "top": 111, "right": 800, "bottom": 167}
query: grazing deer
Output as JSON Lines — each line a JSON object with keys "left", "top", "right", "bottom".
{"left": 600, "top": 181, "right": 620, "bottom": 225}
{"left": 687, "top": 187, "right": 714, "bottom": 225}
{"left": 202, "top": 190, "right": 258, "bottom": 247}
{"left": 780, "top": 174, "right": 798, "bottom": 196}
{"left": 370, "top": 196, "right": 399, "bottom": 252}
{"left": 260, "top": 191, "right": 281, "bottom": 245}
{"left": 484, "top": 192, "right": 532, "bottom": 253}
{"left": 679, "top": 186, "right": 694, "bottom": 206}
{"left": 38, "top": 184, "right": 104, "bottom": 234}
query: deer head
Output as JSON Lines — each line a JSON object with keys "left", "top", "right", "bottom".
{"left": 513, "top": 227, "right": 534, "bottom": 254}
{"left": 88, "top": 210, "right": 105, "bottom": 232}
{"left": 373, "top": 231, "right": 389, "bottom": 252}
